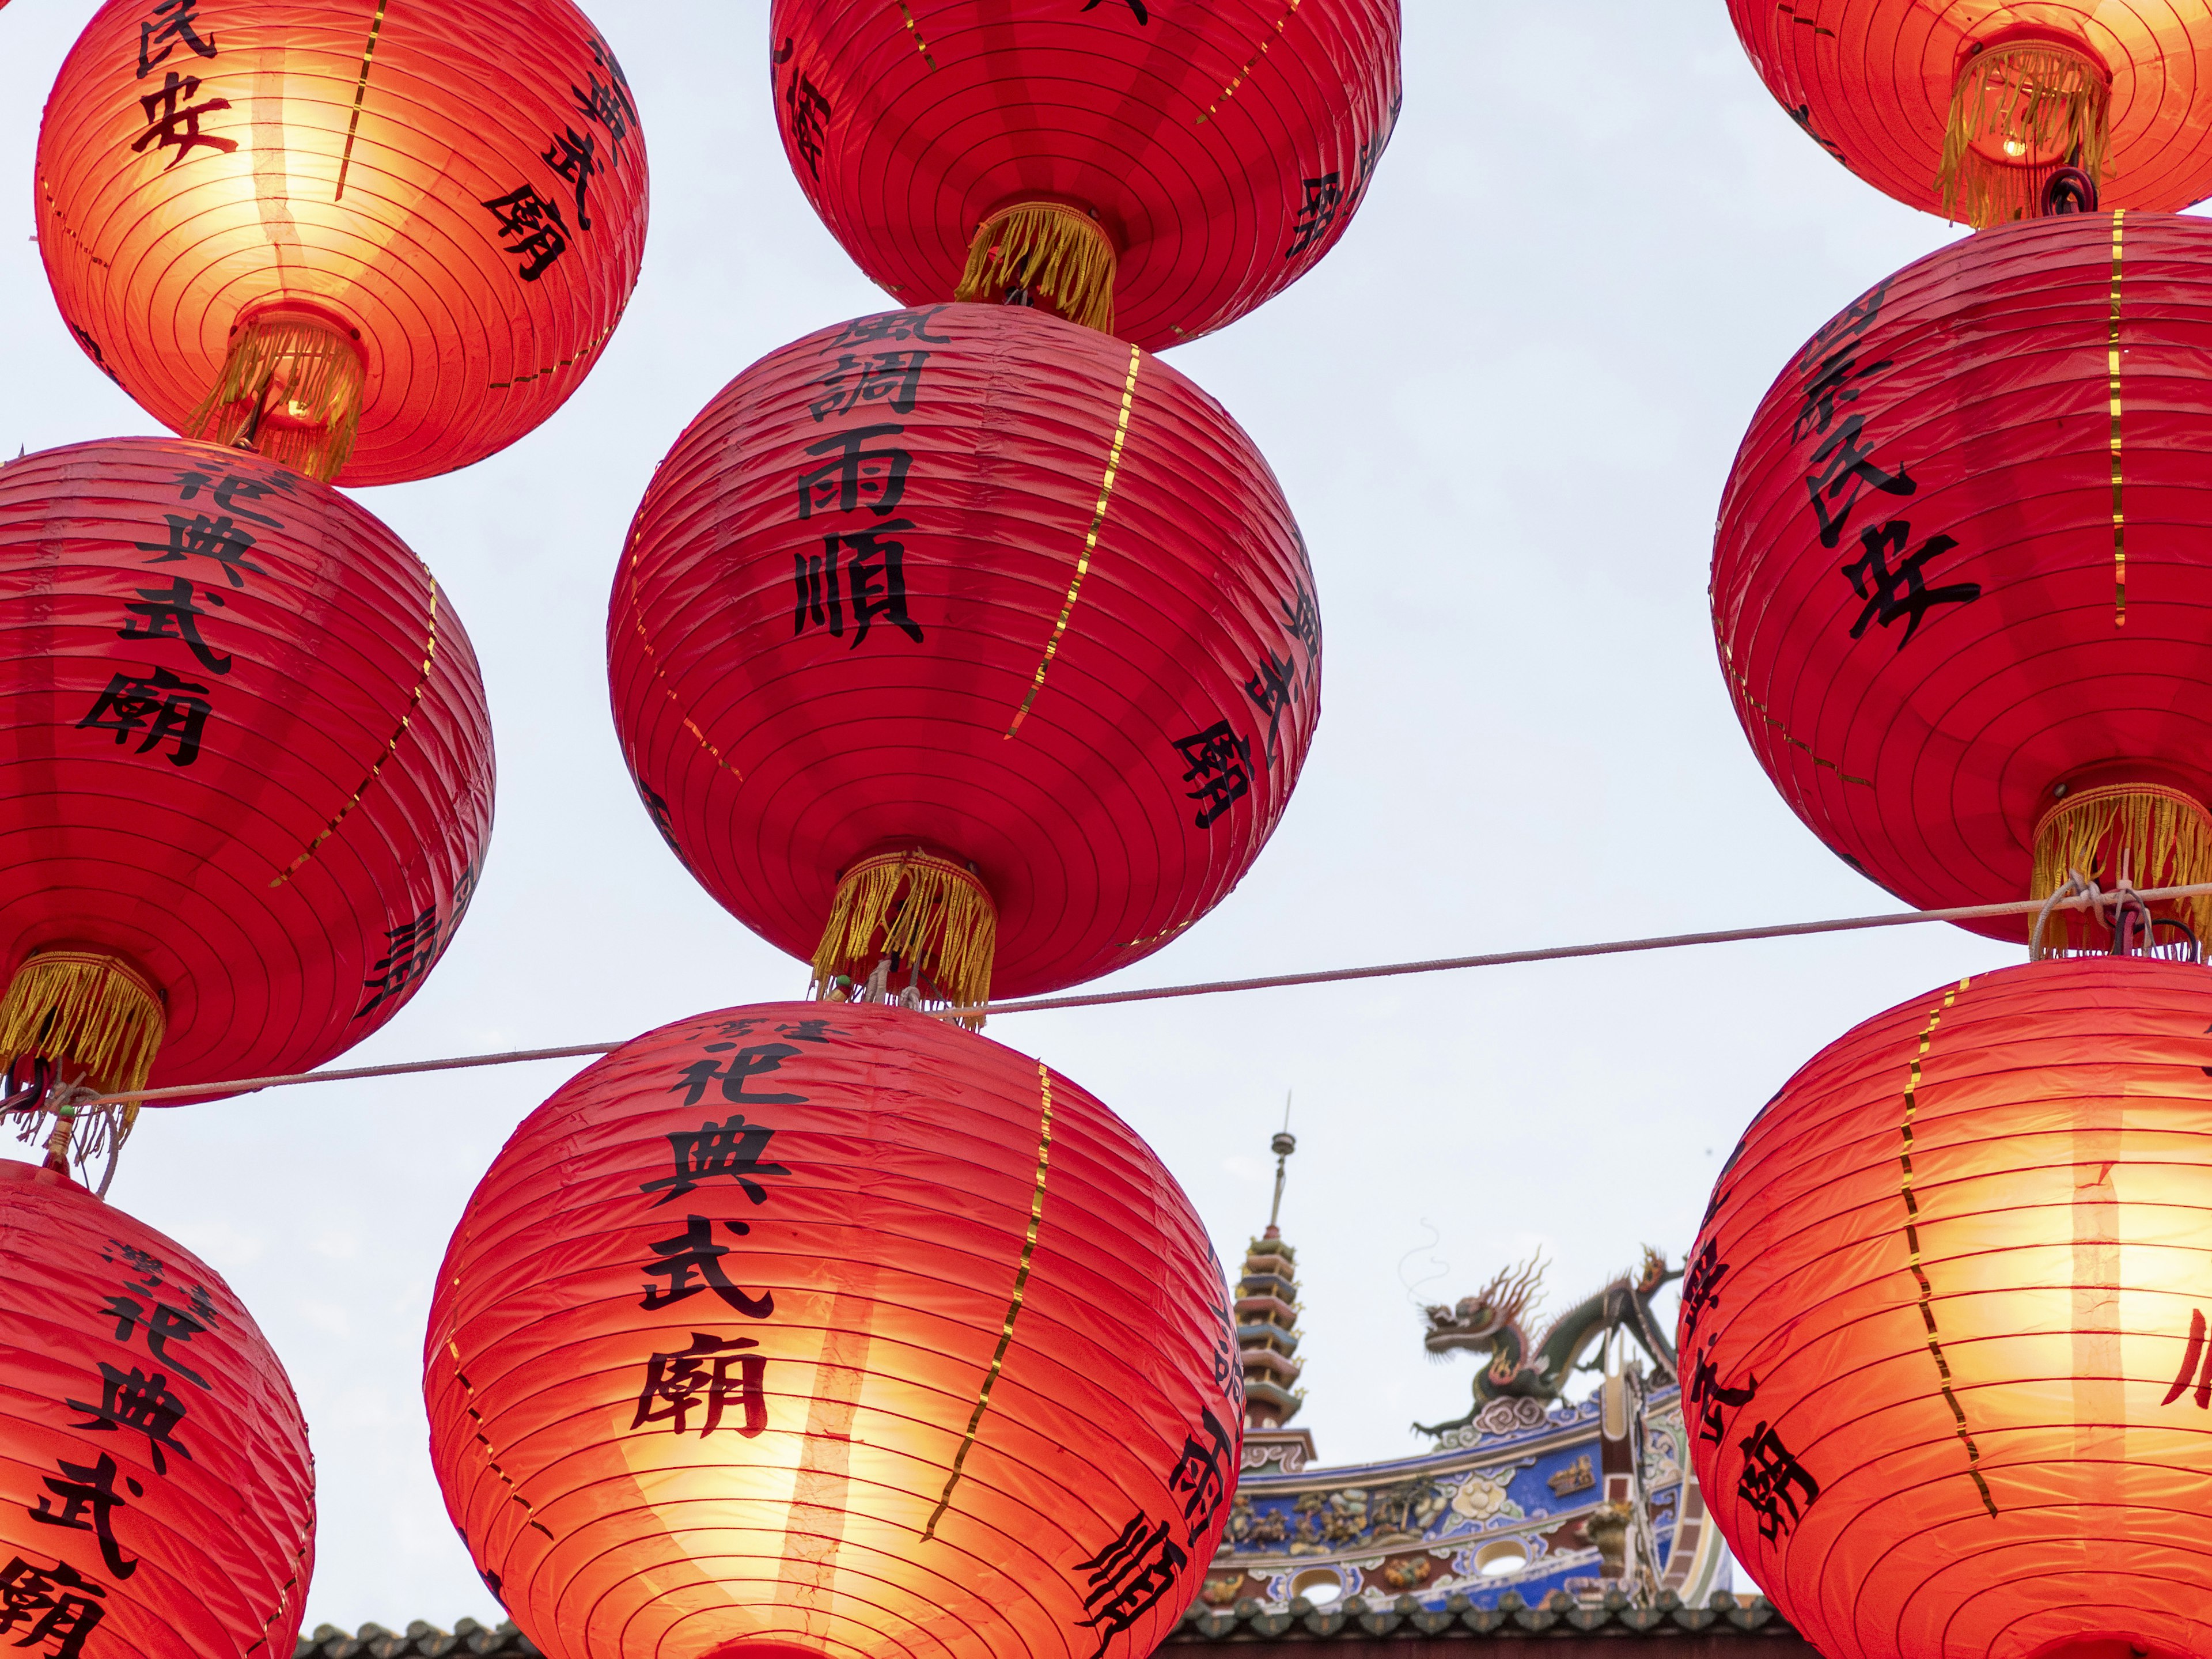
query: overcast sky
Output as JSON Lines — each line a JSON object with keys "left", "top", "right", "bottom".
{"left": 0, "top": 0, "right": 2037, "bottom": 1635}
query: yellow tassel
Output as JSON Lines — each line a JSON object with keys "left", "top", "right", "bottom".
{"left": 2031, "top": 783, "right": 2212, "bottom": 953}
{"left": 954, "top": 203, "right": 1119, "bottom": 336}
{"left": 0, "top": 949, "right": 166, "bottom": 1099}
{"left": 189, "top": 315, "right": 367, "bottom": 483}
{"left": 810, "top": 850, "right": 997, "bottom": 1026}
{"left": 1939, "top": 40, "right": 2109, "bottom": 228}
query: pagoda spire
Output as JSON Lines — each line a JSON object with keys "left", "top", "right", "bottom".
{"left": 1237, "top": 1107, "right": 1316, "bottom": 1471}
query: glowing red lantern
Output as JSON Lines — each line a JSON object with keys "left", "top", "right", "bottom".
{"left": 1711, "top": 210, "right": 2212, "bottom": 952}
{"left": 0, "top": 436, "right": 493, "bottom": 1107}
{"left": 37, "top": 0, "right": 648, "bottom": 485}
{"left": 1727, "top": 1, "right": 2212, "bottom": 226}
{"left": 608, "top": 302, "right": 1319, "bottom": 1008}
{"left": 426, "top": 1000, "right": 1241, "bottom": 1659}
{"left": 767, "top": 0, "right": 1402, "bottom": 349}
{"left": 1684, "top": 955, "right": 2212, "bottom": 1659}
{"left": 0, "top": 1158, "right": 315, "bottom": 1658}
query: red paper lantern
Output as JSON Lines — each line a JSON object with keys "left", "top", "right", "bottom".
{"left": 0, "top": 1158, "right": 315, "bottom": 1659}
{"left": 608, "top": 303, "right": 1319, "bottom": 1007}
{"left": 1711, "top": 210, "right": 2212, "bottom": 951}
{"left": 767, "top": 0, "right": 1402, "bottom": 350}
{"left": 426, "top": 1000, "right": 1241, "bottom": 1659}
{"left": 1683, "top": 956, "right": 2212, "bottom": 1659}
{"left": 1726, "top": 1, "right": 2212, "bottom": 226}
{"left": 0, "top": 436, "right": 493, "bottom": 1106}
{"left": 37, "top": 0, "right": 649, "bottom": 486}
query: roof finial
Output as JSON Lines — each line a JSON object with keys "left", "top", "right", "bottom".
{"left": 1266, "top": 1091, "right": 1294, "bottom": 1236}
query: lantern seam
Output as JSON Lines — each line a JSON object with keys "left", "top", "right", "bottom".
{"left": 334, "top": 0, "right": 393, "bottom": 204}
{"left": 894, "top": 2, "right": 938, "bottom": 72}
{"left": 622, "top": 528, "right": 744, "bottom": 783}
{"left": 921, "top": 1060, "right": 1056, "bottom": 1540}
{"left": 1200, "top": 0, "right": 1306, "bottom": 125}
{"left": 270, "top": 575, "right": 439, "bottom": 888}
{"left": 446, "top": 1339, "right": 557, "bottom": 1546}
{"left": 2109, "top": 209, "right": 2127, "bottom": 626}
{"left": 1006, "top": 344, "right": 1143, "bottom": 738}
{"left": 1895, "top": 974, "right": 1999, "bottom": 1520}
{"left": 1722, "top": 661, "right": 1872, "bottom": 787}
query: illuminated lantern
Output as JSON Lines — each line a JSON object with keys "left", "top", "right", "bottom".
{"left": 0, "top": 437, "right": 493, "bottom": 1107}
{"left": 37, "top": 0, "right": 649, "bottom": 485}
{"left": 0, "top": 1158, "right": 315, "bottom": 1658}
{"left": 426, "top": 1000, "right": 1241, "bottom": 1659}
{"left": 1684, "top": 955, "right": 2212, "bottom": 1659}
{"left": 608, "top": 303, "right": 1319, "bottom": 1009}
{"left": 1726, "top": 0, "right": 2212, "bottom": 226}
{"left": 767, "top": 0, "right": 1402, "bottom": 349}
{"left": 1710, "top": 210, "right": 2212, "bottom": 953}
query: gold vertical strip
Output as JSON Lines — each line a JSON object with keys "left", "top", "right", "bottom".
{"left": 894, "top": 0, "right": 938, "bottom": 70}
{"left": 1896, "top": 976, "right": 1999, "bottom": 1519}
{"left": 334, "top": 0, "right": 391, "bottom": 203}
{"left": 271, "top": 575, "right": 437, "bottom": 886}
{"left": 1005, "top": 346, "right": 1142, "bottom": 738}
{"left": 921, "top": 1062, "right": 1056, "bottom": 1541}
{"left": 2109, "top": 209, "right": 2126, "bottom": 626}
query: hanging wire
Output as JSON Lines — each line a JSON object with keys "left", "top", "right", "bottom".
{"left": 54, "top": 879, "right": 2212, "bottom": 1113}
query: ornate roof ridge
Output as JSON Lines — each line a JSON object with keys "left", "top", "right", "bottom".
{"left": 1172, "top": 1589, "right": 1797, "bottom": 1642}
{"left": 294, "top": 1620, "right": 540, "bottom": 1658}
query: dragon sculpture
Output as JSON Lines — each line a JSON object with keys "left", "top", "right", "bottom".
{"left": 1411, "top": 1245, "right": 1681, "bottom": 1438}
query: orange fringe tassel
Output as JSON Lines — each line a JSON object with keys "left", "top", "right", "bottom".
{"left": 1939, "top": 40, "right": 2109, "bottom": 228}
{"left": 810, "top": 850, "right": 996, "bottom": 1026}
{"left": 955, "top": 203, "right": 1119, "bottom": 336}
{"left": 191, "top": 314, "right": 367, "bottom": 482}
{"left": 2031, "top": 783, "right": 2212, "bottom": 953}
{"left": 0, "top": 949, "right": 165, "bottom": 1105}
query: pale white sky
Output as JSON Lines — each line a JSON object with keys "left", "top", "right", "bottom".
{"left": 0, "top": 0, "right": 2031, "bottom": 1635}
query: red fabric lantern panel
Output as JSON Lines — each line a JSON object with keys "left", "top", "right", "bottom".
{"left": 1711, "top": 211, "right": 2212, "bottom": 949}
{"left": 1684, "top": 957, "right": 2212, "bottom": 1659}
{"left": 426, "top": 1001, "right": 1241, "bottom": 1659}
{"left": 37, "top": 0, "right": 649, "bottom": 486}
{"left": 0, "top": 1159, "right": 315, "bottom": 1659}
{"left": 766, "top": 0, "right": 1402, "bottom": 350}
{"left": 1726, "top": 1, "right": 2212, "bottom": 226}
{"left": 608, "top": 303, "right": 1319, "bottom": 1005}
{"left": 0, "top": 437, "right": 493, "bottom": 1101}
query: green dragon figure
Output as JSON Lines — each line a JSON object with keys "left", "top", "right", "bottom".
{"left": 1411, "top": 1246, "right": 1681, "bottom": 1438}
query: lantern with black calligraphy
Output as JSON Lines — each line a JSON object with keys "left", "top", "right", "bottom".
{"left": 768, "top": 0, "right": 1402, "bottom": 349}
{"left": 1685, "top": 956, "right": 2212, "bottom": 1659}
{"left": 426, "top": 1000, "right": 1240, "bottom": 1659}
{"left": 0, "top": 1158, "right": 315, "bottom": 1659}
{"left": 1712, "top": 210, "right": 2212, "bottom": 954}
{"left": 0, "top": 437, "right": 493, "bottom": 1119}
{"left": 608, "top": 302, "right": 1319, "bottom": 1010}
{"left": 1728, "top": 0, "right": 2212, "bottom": 226}
{"left": 36, "top": 0, "right": 648, "bottom": 485}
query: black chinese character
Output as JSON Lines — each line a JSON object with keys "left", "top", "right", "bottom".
{"left": 1687, "top": 1335, "right": 1758, "bottom": 1446}
{"left": 77, "top": 666, "right": 212, "bottom": 768}
{"left": 138, "top": 0, "right": 215, "bottom": 77}
{"left": 631, "top": 1331, "right": 766, "bottom": 1438}
{"left": 1080, "top": 0, "right": 1150, "bottom": 21}
{"left": 29, "top": 1456, "right": 137, "bottom": 1581}
{"left": 1166, "top": 1407, "right": 1231, "bottom": 1543}
{"left": 357, "top": 906, "right": 437, "bottom": 1018}
{"left": 134, "top": 512, "right": 266, "bottom": 588}
{"left": 811, "top": 350, "right": 931, "bottom": 422}
{"left": 824, "top": 309, "right": 953, "bottom": 350}
{"left": 1075, "top": 1513, "right": 1185, "bottom": 1659}
{"left": 1286, "top": 174, "right": 1342, "bottom": 259}
{"left": 572, "top": 34, "right": 638, "bottom": 165}
{"left": 175, "top": 466, "right": 292, "bottom": 527}
{"left": 1736, "top": 1421, "right": 1819, "bottom": 1542}
{"left": 1278, "top": 580, "right": 1320, "bottom": 671}
{"left": 2163, "top": 1306, "right": 2212, "bottom": 1409}
{"left": 1787, "top": 103, "right": 1846, "bottom": 164}
{"left": 1840, "top": 521, "right": 1978, "bottom": 648}
{"left": 1792, "top": 347, "right": 1892, "bottom": 442}
{"left": 69, "top": 325, "right": 123, "bottom": 386}
{"left": 130, "top": 70, "right": 236, "bottom": 168}
{"left": 1679, "top": 1238, "right": 1726, "bottom": 1339}
{"left": 640, "top": 1216, "right": 775, "bottom": 1317}
{"left": 1805, "top": 415, "right": 1915, "bottom": 550}
{"left": 782, "top": 56, "right": 832, "bottom": 180}
{"left": 0, "top": 1555, "right": 107, "bottom": 1659}
{"left": 1796, "top": 282, "right": 1889, "bottom": 382}
{"left": 639, "top": 1115, "right": 791, "bottom": 1207}
{"left": 66, "top": 1364, "right": 191, "bottom": 1477}
{"left": 117, "top": 577, "right": 229, "bottom": 676}
{"left": 481, "top": 185, "right": 569, "bottom": 281}
{"left": 100, "top": 1295, "right": 208, "bottom": 1390}
{"left": 1243, "top": 649, "right": 1295, "bottom": 766}
{"left": 667, "top": 1043, "right": 807, "bottom": 1109}
{"left": 541, "top": 127, "right": 599, "bottom": 230}
{"left": 775, "top": 1018, "right": 835, "bottom": 1044}
{"left": 1172, "top": 722, "right": 1253, "bottom": 830}
{"left": 100, "top": 1241, "right": 164, "bottom": 1294}
{"left": 796, "top": 425, "right": 913, "bottom": 520}
{"left": 826, "top": 523, "right": 923, "bottom": 647}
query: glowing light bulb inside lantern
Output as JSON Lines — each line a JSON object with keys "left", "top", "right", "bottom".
{"left": 2005, "top": 137, "right": 2029, "bottom": 157}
